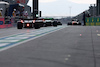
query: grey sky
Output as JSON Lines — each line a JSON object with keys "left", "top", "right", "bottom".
{"left": 27, "top": 0, "right": 96, "bottom": 16}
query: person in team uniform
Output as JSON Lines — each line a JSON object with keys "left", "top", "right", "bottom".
{"left": 12, "top": 9, "right": 16, "bottom": 17}
{"left": 0, "top": 8, "right": 3, "bottom": 17}
{"left": 83, "top": 12, "right": 86, "bottom": 26}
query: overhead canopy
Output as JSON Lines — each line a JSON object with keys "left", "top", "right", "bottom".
{"left": 0, "top": 1, "right": 9, "bottom": 5}
{"left": 19, "top": 3, "right": 24, "bottom": 7}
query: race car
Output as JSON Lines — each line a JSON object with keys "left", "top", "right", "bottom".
{"left": 43, "top": 20, "right": 53, "bottom": 27}
{"left": 53, "top": 19, "right": 62, "bottom": 25}
{"left": 17, "top": 19, "right": 40, "bottom": 29}
{"left": 67, "top": 19, "right": 81, "bottom": 25}
{"left": 43, "top": 20, "right": 58, "bottom": 27}
{"left": 52, "top": 21, "right": 58, "bottom": 27}
{"left": 57, "top": 21, "right": 62, "bottom": 25}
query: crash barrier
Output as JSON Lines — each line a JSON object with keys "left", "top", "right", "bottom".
{"left": 0, "top": 18, "right": 13, "bottom": 28}
{"left": 0, "top": 18, "right": 5, "bottom": 28}
{"left": 0, "top": 18, "right": 4, "bottom": 25}
{"left": 86, "top": 17, "right": 100, "bottom": 26}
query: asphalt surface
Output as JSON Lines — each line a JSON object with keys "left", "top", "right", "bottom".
{"left": 0, "top": 25, "right": 100, "bottom": 67}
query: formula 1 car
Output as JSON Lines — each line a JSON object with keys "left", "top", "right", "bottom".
{"left": 67, "top": 19, "right": 81, "bottom": 25}
{"left": 43, "top": 20, "right": 58, "bottom": 27}
{"left": 43, "top": 20, "right": 53, "bottom": 27}
{"left": 57, "top": 21, "right": 62, "bottom": 25}
{"left": 17, "top": 19, "right": 41, "bottom": 29}
{"left": 52, "top": 21, "right": 58, "bottom": 27}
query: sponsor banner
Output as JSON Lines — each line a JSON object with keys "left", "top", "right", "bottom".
{"left": 0, "top": 21, "right": 3, "bottom": 25}
{"left": 0, "top": 18, "right": 12, "bottom": 28}
{"left": 86, "top": 17, "right": 100, "bottom": 26}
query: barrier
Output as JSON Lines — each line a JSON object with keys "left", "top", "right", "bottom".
{"left": 0, "top": 18, "right": 13, "bottom": 28}
{"left": 86, "top": 17, "right": 100, "bottom": 26}
{"left": 0, "top": 18, "right": 6, "bottom": 28}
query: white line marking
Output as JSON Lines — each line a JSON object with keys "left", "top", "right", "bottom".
{"left": 0, "top": 43, "right": 9, "bottom": 47}
{"left": 97, "top": 34, "right": 100, "bottom": 36}
{"left": 0, "top": 40, "right": 19, "bottom": 42}
{"left": 5, "top": 37, "right": 29, "bottom": 40}
{"left": 65, "top": 58, "right": 69, "bottom": 61}
{"left": 68, "top": 55, "right": 71, "bottom": 57}
{"left": 0, "top": 26, "right": 67, "bottom": 52}
{"left": 17, "top": 35, "right": 36, "bottom": 37}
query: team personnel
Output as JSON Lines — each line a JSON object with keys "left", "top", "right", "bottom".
{"left": 0, "top": 8, "right": 3, "bottom": 17}
{"left": 12, "top": 9, "right": 16, "bottom": 17}
{"left": 83, "top": 12, "right": 86, "bottom": 26}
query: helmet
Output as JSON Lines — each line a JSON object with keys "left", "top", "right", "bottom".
{"left": 14, "top": 9, "right": 16, "bottom": 11}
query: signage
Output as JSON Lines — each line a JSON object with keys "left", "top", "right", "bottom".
{"left": 0, "top": 21, "right": 3, "bottom": 25}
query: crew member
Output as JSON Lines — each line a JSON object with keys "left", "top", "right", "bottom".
{"left": 83, "top": 12, "right": 86, "bottom": 26}
{"left": 0, "top": 8, "right": 3, "bottom": 17}
{"left": 12, "top": 9, "right": 16, "bottom": 17}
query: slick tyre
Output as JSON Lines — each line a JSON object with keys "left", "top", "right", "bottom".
{"left": 17, "top": 22, "right": 23, "bottom": 29}
{"left": 34, "top": 24, "right": 40, "bottom": 29}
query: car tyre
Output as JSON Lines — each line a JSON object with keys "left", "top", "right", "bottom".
{"left": 17, "top": 22, "right": 23, "bottom": 29}
{"left": 53, "top": 22, "right": 57, "bottom": 27}
{"left": 34, "top": 23, "right": 40, "bottom": 29}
